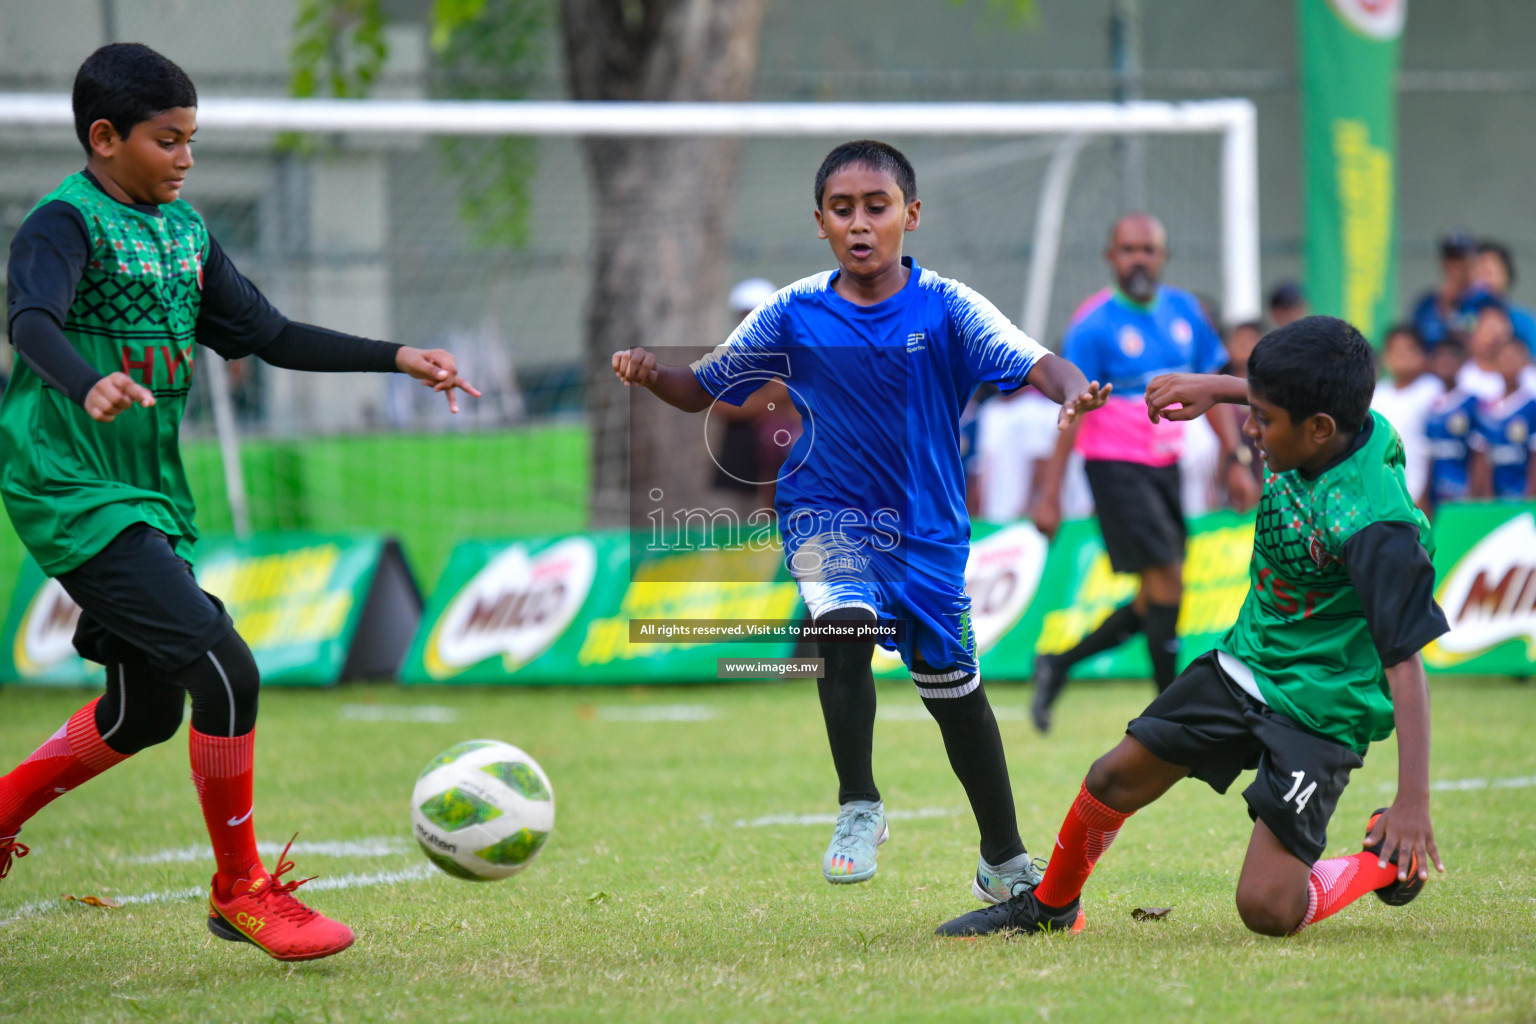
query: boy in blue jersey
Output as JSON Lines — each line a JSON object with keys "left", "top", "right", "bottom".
{"left": 613, "top": 141, "right": 1108, "bottom": 901}
{"left": 1424, "top": 339, "right": 1478, "bottom": 510}
{"left": 1470, "top": 337, "right": 1536, "bottom": 499}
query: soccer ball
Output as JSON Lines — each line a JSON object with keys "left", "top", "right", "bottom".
{"left": 411, "top": 739, "right": 555, "bottom": 881}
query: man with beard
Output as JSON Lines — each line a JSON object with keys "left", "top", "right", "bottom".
{"left": 1030, "top": 213, "right": 1257, "bottom": 732}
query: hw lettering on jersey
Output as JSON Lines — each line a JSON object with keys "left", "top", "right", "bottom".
{"left": 120, "top": 345, "right": 195, "bottom": 388}
{"left": 1254, "top": 567, "right": 1330, "bottom": 619}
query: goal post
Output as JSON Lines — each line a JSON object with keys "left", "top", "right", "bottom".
{"left": 0, "top": 94, "right": 1259, "bottom": 557}
{"left": 0, "top": 93, "right": 1260, "bottom": 324}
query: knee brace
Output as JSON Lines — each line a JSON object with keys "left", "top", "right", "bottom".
{"left": 176, "top": 631, "right": 260, "bottom": 738}
{"left": 94, "top": 655, "right": 187, "bottom": 755}
{"left": 817, "top": 606, "right": 878, "bottom": 682}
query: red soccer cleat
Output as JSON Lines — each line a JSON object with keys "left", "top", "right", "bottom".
{"left": 206, "top": 835, "right": 355, "bottom": 962}
{"left": 0, "top": 834, "right": 28, "bottom": 882}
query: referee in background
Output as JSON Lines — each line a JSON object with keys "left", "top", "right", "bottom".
{"left": 1029, "top": 213, "right": 1258, "bottom": 732}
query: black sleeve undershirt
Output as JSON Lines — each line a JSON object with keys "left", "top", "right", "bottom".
{"left": 7, "top": 200, "right": 99, "bottom": 404}
{"left": 1342, "top": 521, "right": 1450, "bottom": 668}
{"left": 11, "top": 309, "right": 101, "bottom": 404}
{"left": 256, "top": 321, "right": 402, "bottom": 373}
{"left": 196, "top": 237, "right": 401, "bottom": 372}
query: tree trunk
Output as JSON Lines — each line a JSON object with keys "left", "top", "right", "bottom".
{"left": 560, "top": 0, "right": 765, "bottom": 527}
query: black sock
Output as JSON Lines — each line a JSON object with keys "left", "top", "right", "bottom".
{"left": 1054, "top": 602, "right": 1143, "bottom": 671}
{"left": 917, "top": 671, "right": 1026, "bottom": 864}
{"left": 816, "top": 608, "right": 880, "bottom": 805}
{"left": 1144, "top": 602, "right": 1181, "bottom": 692}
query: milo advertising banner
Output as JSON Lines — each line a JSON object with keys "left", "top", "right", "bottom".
{"left": 1299, "top": 0, "right": 1405, "bottom": 342}
{"left": 402, "top": 532, "right": 801, "bottom": 685}
{"left": 996, "top": 510, "right": 1257, "bottom": 682}
{"left": 0, "top": 533, "right": 419, "bottom": 686}
{"left": 1424, "top": 502, "right": 1536, "bottom": 675}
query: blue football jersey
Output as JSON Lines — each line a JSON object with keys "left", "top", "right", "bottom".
{"left": 1473, "top": 386, "right": 1536, "bottom": 498}
{"left": 1424, "top": 387, "right": 1478, "bottom": 503}
{"left": 691, "top": 258, "right": 1048, "bottom": 585}
{"left": 1061, "top": 286, "right": 1225, "bottom": 398}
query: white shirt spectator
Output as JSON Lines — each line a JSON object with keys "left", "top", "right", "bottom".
{"left": 1456, "top": 362, "right": 1504, "bottom": 403}
{"left": 1179, "top": 415, "right": 1222, "bottom": 516}
{"left": 1372, "top": 373, "right": 1442, "bottom": 502}
{"left": 976, "top": 390, "right": 1093, "bottom": 522}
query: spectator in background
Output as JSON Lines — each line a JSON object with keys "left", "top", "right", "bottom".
{"left": 708, "top": 278, "right": 800, "bottom": 514}
{"left": 1456, "top": 298, "right": 1514, "bottom": 402}
{"left": 1266, "top": 281, "right": 1307, "bottom": 327}
{"left": 1411, "top": 231, "right": 1476, "bottom": 348}
{"left": 1424, "top": 338, "right": 1477, "bottom": 511}
{"left": 1470, "top": 336, "right": 1536, "bottom": 499}
{"left": 1370, "top": 325, "right": 1440, "bottom": 505}
{"left": 1469, "top": 240, "right": 1536, "bottom": 345}
{"left": 974, "top": 386, "right": 1093, "bottom": 523}
{"left": 1221, "top": 320, "right": 1265, "bottom": 486}
{"left": 1221, "top": 320, "right": 1263, "bottom": 377}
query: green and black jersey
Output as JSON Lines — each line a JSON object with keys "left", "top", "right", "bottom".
{"left": 1218, "top": 411, "right": 1449, "bottom": 754}
{"left": 1, "top": 171, "right": 286, "bottom": 575}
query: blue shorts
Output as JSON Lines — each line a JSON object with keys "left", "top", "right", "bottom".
{"left": 798, "top": 576, "right": 978, "bottom": 684}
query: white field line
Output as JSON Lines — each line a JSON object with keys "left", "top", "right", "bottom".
{"left": 0, "top": 864, "right": 436, "bottom": 928}
{"left": 595, "top": 704, "right": 718, "bottom": 722}
{"left": 877, "top": 706, "right": 1027, "bottom": 722}
{"left": 734, "top": 806, "right": 962, "bottom": 828}
{"left": 339, "top": 704, "right": 458, "bottom": 723}
{"left": 125, "top": 836, "right": 412, "bottom": 865}
{"left": 1377, "top": 774, "right": 1536, "bottom": 793}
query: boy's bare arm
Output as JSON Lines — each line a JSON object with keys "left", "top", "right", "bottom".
{"left": 1025, "top": 353, "right": 1111, "bottom": 430}
{"left": 612, "top": 346, "right": 713, "bottom": 413}
{"left": 1368, "top": 654, "right": 1445, "bottom": 882}
{"left": 1145, "top": 373, "right": 1250, "bottom": 423}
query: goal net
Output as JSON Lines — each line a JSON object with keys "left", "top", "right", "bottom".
{"left": 0, "top": 97, "right": 1257, "bottom": 588}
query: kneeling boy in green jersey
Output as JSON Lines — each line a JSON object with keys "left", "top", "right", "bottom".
{"left": 0, "top": 43, "right": 478, "bottom": 961}
{"left": 938, "top": 315, "right": 1448, "bottom": 938}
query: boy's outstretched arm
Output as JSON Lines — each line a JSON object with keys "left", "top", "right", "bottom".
{"left": 1370, "top": 654, "right": 1445, "bottom": 883}
{"left": 1025, "top": 353, "right": 1111, "bottom": 431}
{"left": 1145, "top": 372, "right": 1249, "bottom": 422}
{"left": 612, "top": 346, "right": 713, "bottom": 413}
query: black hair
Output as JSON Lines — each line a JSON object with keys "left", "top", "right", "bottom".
{"left": 1247, "top": 315, "right": 1375, "bottom": 433}
{"left": 73, "top": 43, "right": 196, "bottom": 154}
{"left": 814, "top": 140, "right": 917, "bottom": 209}
{"left": 1477, "top": 240, "right": 1516, "bottom": 287}
{"left": 1382, "top": 322, "right": 1425, "bottom": 351}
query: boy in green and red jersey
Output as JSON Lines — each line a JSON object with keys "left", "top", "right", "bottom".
{"left": 0, "top": 44, "right": 478, "bottom": 962}
{"left": 938, "top": 315, "right": 1449, "bottom": 939}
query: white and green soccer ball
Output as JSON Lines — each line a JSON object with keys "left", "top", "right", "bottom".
{"left": 411, "top": 740, "right": 555, "bottom": 881}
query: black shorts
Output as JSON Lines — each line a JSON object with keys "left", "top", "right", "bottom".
{"left": 57, "top": 523, "right": 234, "bottom": 675}
{"left": 1125, "top": 652, "right": 1364, "bottom": 865}
{"left": 1084, "top": 460, "right": 1186, "bottom": 573}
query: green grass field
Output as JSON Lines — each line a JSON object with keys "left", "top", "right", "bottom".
{"left": 1, "top": 676, "right": 1533, "bottom": 1023}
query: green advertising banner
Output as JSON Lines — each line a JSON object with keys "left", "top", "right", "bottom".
{"left": 1423, "top": 501, "right": 1536, "bottom": 676}
{"left": 1300, "top": 0, "right": 1405, "bottom": 342}
{"left": 989, "top": 510, "right": 1255, "bottom": 682}
{"left": 401, "top": 533, "right": 802, "bottom": 685}
{"left": 0, "top": 533, "right": 418, "bottom": 686}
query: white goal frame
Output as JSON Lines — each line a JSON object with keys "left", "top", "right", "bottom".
{"left": 0, "top": 95, "right": 1260, "bottom": 534}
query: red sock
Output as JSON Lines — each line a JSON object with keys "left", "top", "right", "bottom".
{"left": 1292, "top": 850, "right": 1399, "bottom": 932}
{"left": 1033, "top": 780, "right": 1131, "bottom": 908}
{"left": 189, "top": 727, "right": 261, "bottom": 896}
{"left": 0, "top": 699, "right": 129, "bottom": 836}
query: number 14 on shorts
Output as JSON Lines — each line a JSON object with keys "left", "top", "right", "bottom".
{"left": 1282, "top": 770, "right": 1317, "bottom": 813}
